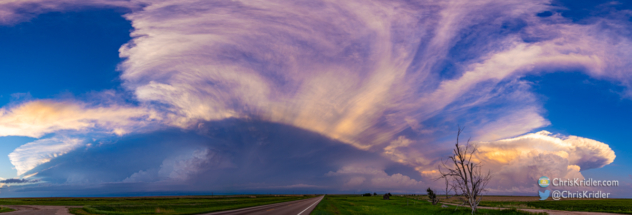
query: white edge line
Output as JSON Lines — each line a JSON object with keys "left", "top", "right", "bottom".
{"left": 297, "top": 196, "right": 323, "bottom": 215}
{"left": 203, "top": 197, "right": 314, "bottom": 214}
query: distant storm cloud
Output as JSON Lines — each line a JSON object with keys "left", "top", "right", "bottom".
{"left": 0, "top": 0, "right": 630, "bottom": 194}
{"left": 0, "top": 178, "right": 40, "bottom": 186}
{"left": 123, "top": 148, "right": 233, "bottom": 183}
{"left": 478, "top": 131, "right": 615, "bottom": 193}
{"left": 1, "top": 120, "right": 426, "bottom": 196}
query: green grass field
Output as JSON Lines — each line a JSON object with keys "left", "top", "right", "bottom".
{"left": 0, "top": 207, "right": 15, "bottom": 213}
{"left": 0, "top": 195, "right": 314, "bottom": 215}
{"left": 480, "top": 199, "right": 632, "bottom": 214}
{"left": 310, "top": 195, "right": 545, "bottom": 215}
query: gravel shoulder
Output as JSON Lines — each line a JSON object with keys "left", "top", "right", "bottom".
{"left": 444, "top": 203, "right": 627, "bottom": 215}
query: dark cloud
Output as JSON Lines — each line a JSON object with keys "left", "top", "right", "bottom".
{"left": 1, "top": 119, "right": 422, "bottom": 197}
{"left": 0, "top": 178, "right": 40, "bottom": 184}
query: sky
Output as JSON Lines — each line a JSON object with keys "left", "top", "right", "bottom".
{"left": 0, "top": 0, "right": 631, "bottom": 197}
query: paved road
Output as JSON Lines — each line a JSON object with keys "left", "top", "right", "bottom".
{"left": 202, "top": 195, "right": 324, "bottom": 215}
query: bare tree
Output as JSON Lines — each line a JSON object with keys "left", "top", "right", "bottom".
{"left": 437, "top": 172, "right": 454, "bottom": 199}
{"left": 439, "top": 127, "right": 491, "bottom": 215}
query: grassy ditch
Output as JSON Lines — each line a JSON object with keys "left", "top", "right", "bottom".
{"left": 311, "top": 195, "right": 546, "bottom": 215}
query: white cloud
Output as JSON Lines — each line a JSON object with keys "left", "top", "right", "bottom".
{"left": 8, "top": 137, "right": 84, "bottom": 176}
{"left": 114, "top": 0, "right": 632, "bottom": 152}
{"left": 1, "top": 0, "right": 627, "bottom": 148}
{"left": 0, "top": 0, "right": 139, "bottom": 24}
{"left": 113, "top": 0, "right": 545, "bottom": 151}
{"left": 479, "top": 131, "right": 615, "bottom": 170}
{"left": 327, "top": 166, "right": 422, "bottom": 190}
{"left": 0, "top": 100, "right": 157, "bottom": 138}
{"left": 383, "top": 136, "right": 412, "bottom": 163}
{"left": 124, "top": 148, "right": 232, "bottom": 182}
{"left": 0, "top": 0, "right": 630, "bottom": 192}
{"left": 476, "top": 131, "right": 615, "bottom": 192}
{"left": 122, "top": 169, "right": 158, "bottom": 183}
{"left": 158, "top": 148, "right": 218, "bottom": 181}
{"left": 474, "top": 106, "right": 550, "bottom": 141}
{"left": 344, "top": 177, "right": 366, "bottom": 187}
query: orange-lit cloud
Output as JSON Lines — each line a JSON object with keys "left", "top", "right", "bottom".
{"left": 0, "top": 100, "right": 157, "bottom": 138}
{"left": 326, "top": 165, "right": 423, "bottom": 191}
{"left": 477, "top": 131, "right": 615, "bottom": 192}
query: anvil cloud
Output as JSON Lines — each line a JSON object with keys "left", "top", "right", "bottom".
{"left": 0, "top": 0, "right": 629, "bottom": 195}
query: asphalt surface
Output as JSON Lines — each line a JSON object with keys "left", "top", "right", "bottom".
{"left": 202, "top": 195, "right": 324, "bottom": 215}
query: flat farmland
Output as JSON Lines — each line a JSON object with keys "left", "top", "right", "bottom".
{"left": 456, "top": 196, "right": 632, "bottom": 214}
{"left": 439, "top": 196, "right": 540, "bottom": 203}
{"left": 311, "top": 195, "right": 544, "bottom": 215}
{"left": 0, "top": 195, "right": 315, "bottom": 215}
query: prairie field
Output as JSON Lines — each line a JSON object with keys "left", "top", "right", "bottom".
{"left": 479, "top": 198, "right": 632, "bottom": 214}
{"left": 311, "top": 195, "right": 544, "bottom": 215}
{"left": 435, "top": 195, "right": 632, "bottom": 214}
{"left": 0, "top": 207, "right": 14, "bottom": 213}
{"left": 0, "top": 195, "right": 314, "bottom": 215}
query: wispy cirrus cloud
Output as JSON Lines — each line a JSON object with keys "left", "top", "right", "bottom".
{"left": 0, "top": 0, "right": 630, "bottom": 194}
{"left": 117, "top": 0, "right": 632, "bottom": 148}
{"left": 118, "top": 0, "right": 554, "bottom": 148}
{"left": 0, "top": 0, "right": 140, "bottom": 24}
{"left": 8, "top": 137, "right": 84, "bottom": 176}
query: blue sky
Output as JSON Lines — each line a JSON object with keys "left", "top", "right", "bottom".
{"left": 0, "top": 9, "right": 131, "bottom": 104}
{"left": 527, "top": 72, "right": 632, "bottom": 180}
{"left": 0, "top": 0, "right": 631, "bottom": 197}
{"left": 0, "top": 9, "right": 131, "bottom": 179}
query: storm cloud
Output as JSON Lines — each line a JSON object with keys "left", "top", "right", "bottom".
{"left": 0, "top": 0, "right": 629, "bottom": 195}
